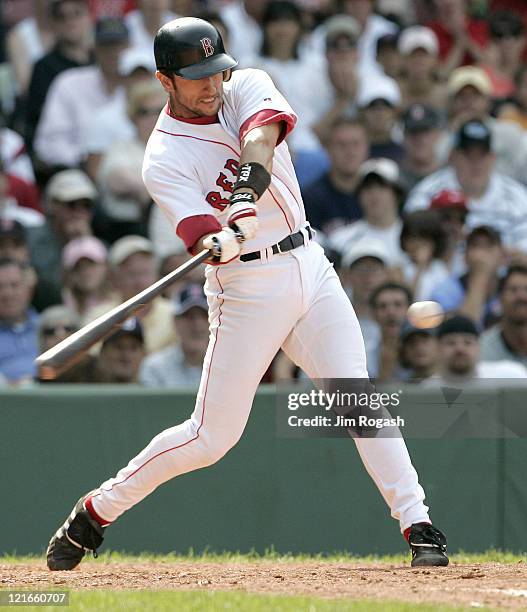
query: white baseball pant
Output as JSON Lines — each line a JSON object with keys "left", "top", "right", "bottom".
{"left": 90, "top": 240, "right": 430, "bottom": 531}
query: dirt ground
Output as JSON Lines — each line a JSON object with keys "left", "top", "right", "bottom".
{"left": 2, "top": 560, "right": 527, "bottom": 609}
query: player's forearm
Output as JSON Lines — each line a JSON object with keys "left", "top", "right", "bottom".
{"left": 239, "top": 123, "right": 281, "bottom": 176}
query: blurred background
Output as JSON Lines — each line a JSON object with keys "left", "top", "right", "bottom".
{"left": 1, "top": 1, "right": 527, "bottom": 388}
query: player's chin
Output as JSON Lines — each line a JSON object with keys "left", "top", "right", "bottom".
{"left": 197, "top": 96, "right": 221, "bottom": 115}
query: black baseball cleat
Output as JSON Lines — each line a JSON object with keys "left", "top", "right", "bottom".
{"left": 408, "top": 523, "right": 449, "bottom": 567}
{"left": 46, "top": 492, "right": 106, "bottom": 571}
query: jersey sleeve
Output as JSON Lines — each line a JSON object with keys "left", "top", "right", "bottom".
{"left": 229, "top": 69, "right": 297, "bottom": 143}
{"left": 142, "top": 156, "right": 221, "bottom": 251}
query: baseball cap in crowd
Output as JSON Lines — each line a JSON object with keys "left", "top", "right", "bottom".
{"left": 430, "top": 189, "right": 467, "bottom": 211}
{"left": 403, "top": 104, "right": 442, "bottom": 132}
{"left": 453, "top": 120, "right": 493, "bottom": 152}
{"left": 50, "top": 0, "right": 87, "bottom": 17}
{"left": 45, "top": 169, "right": 98, "bottom": 203}
{"left": 62, "top": 236, "right": 108, "bottom": 270}
{"left": 262, "top": 0, "right": 302, "bottom": 24}
{"left": 357, "top": 75, "right": 401, "bottom": 108}
{"left": 0, "top": 218, "right": 26, "bottom": 245}
{"left": 490, "top": 10, "right": 524, "bottom": 39}
{"left": 172, "top": 282, "right": 208, "bottom": 316}
{"left": 325, "top": 15, "right": 360, "bottom": 49}
{"left": 95, "top": 16, "right": 129, "bottom": 45}
{"left": 108, "top": 235, "right": 155, "bottom": 267}
{"left": 447, "top": 66, "right": 492, "bottom": 97}
{"left": 398, "top": 26, "right": 439, "bottom": 56}
{"left": 102, "top": 317, "right": 144, "bottom": 346}
{"left": 437, "top": 315, "right": 479, "bottom": 339}
{"left": 400, "top": 320, "right": 436, "bottom": 342}
{"left": 376, "top": 33, "right": 399, "bottom": 54}
{"left": 341, "top": 239, "right": 389, "bottom": 269}
{"left": 356, "top": 157, "right": 402, "bottom": 192}
{"left": 466, "top": 225, "right": 501, "bottom": 246}
{"left": 38, "top": 305, "right": 80, "bottom": 340}
{"left": 118, "top": 48, "right": 156, "bottom": 76}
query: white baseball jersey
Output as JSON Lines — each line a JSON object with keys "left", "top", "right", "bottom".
{"left": 142, "top": 68, "right": 307, "bottom": 254}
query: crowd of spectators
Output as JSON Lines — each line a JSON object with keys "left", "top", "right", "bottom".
{"left": 2, "top": 0, "right": 527, "bottom": 388}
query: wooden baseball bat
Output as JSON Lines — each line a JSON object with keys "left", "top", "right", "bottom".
{"left": 36, "top": 249, "right": 211, "bottom": 380}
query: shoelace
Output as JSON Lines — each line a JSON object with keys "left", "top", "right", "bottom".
{"left": 418, "top": 525, "right": 447, "bottom": 551}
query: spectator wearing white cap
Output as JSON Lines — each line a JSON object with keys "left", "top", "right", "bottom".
{"left": 83, "top": 48, "right": 157, "bottom": 180}
{"left": 61, "top": 235, "right": 110, "bottom": 317}
{"left": 330, "top": 158, "right": 406, "bottom": 267}
{"left": 338, "top": 239, "right": 389, "bottom": 374}
{"left": 140, "top": 282, "right": 208, "bottom": 388}
{"left": 34, "top": 16, "right": 130, "bottom": 170}
{"left": 396, "top": 25, "right": 446, "bottom": 110}
{"left": 96, "top": 79, "right": 165, "bottom": 242}
{"left": 405, "top": 120, "right": 527, "bottom": 253}
{"left": 125, "top": 0, "right": 177, "bottom": 57}
{"left": 357, "top": 75, "right": 404, "bottom": 162}
{"left": 38, "top": 304, "right": 80, "bottom": 355}
{"left": 27, "top": 169, "right": 97, "bottom": 292}
{"left": 25, "top": 0, "right": 94, "bottom": 153}
{"left": 83, "top": 235, "right": 177, "bottom": 354}
{"left": 437, "top": 66, "right": 527, "bottom": 184}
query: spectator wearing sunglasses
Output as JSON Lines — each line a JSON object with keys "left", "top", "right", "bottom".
{"left": 482, "top": 11, "right": 526, "bottom": 100}
{"left": 27, "top": 169, "right": 98, "bottom": 294}
{"left": 96, "top": 78, "right": 165, "bottom": 243}
{"left": 38, "top": 304, "right": 80, "bottom": 355}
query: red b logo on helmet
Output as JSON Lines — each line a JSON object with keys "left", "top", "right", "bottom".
{"left": 201, "top": 37, "right": 214, "bottom": 58}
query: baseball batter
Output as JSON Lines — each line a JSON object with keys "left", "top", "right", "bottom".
{"left": 46, "top": 18, "right": 448, "bottom": 569}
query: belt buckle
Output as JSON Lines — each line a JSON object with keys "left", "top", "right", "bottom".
{"left": 275, "top": 241, "right": 284, "bottom": 254}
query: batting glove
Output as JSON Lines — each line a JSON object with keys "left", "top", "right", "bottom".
{"left": 227, "top": 191, "right": 258, "bottom": 242}
{"left": 203, "top": 227, "right": 241, "bottom": 263}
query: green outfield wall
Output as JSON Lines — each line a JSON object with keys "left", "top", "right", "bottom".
{"left": 1, "top": 385, "right": 526, "bottom": 556}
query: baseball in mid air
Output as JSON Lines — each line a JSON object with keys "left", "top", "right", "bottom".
{"left": 406, "top": 301, "right": 445, "bottom": 329}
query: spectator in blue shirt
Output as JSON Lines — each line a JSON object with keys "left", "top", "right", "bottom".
{"left": 301, "top": 118, "right": 368, "bottom": 235}
{"left": 430, "top": 226, "right": 504, "bottom": 329}
{"left": 0, "top": 257, "right": 40, "bottom": 384}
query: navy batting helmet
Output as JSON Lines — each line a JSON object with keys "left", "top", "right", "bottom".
{"left": 154, "top": 17, "right": 237, "bottom": 80}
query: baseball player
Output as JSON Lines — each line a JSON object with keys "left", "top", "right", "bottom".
{"left": 46, "top": 18, "right": 448, "bottom": 569}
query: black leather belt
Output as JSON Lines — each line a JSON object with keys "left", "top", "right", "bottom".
{"left": 240, "top": 227, "right": 313, "bottom": 262}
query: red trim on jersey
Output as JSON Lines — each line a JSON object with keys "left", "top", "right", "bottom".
{"left": 85, "top": 495, "right": 111, "bottom": 526}
{"left": 177, "top": 214, "right": 222, "bottom": 251}
{"left": 166, "top": 103, "right": 219, "bottom": 124}
{"left": 239, "top": 110, "right": 296, "bottom": 145}
{"left": 90, "top": 270, "right": 225, "bottom": 503}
